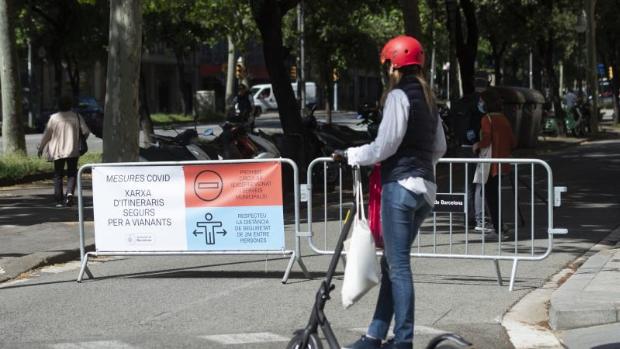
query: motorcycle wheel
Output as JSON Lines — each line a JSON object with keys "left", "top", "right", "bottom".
{"left": 285, "top": 331, "right": 323, "bottom": 349}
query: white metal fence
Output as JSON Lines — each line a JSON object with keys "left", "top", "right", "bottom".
{"left": 76, "top": 156, "right": 566, "bottom": 290}
{"left": 303, "top": 157, "right": 567, "bottom": 291}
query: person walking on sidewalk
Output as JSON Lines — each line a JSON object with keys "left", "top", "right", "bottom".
{"left": 335, "top": 35, "right": 446, "bottom": 349}
{"left": 37, "top": 95, "right": 90, "bottom": 207}
{"left": 473, "top": 89, "right": 516, "bottom": 239}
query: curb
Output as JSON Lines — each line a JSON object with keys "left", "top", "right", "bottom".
{"left": 0, "top": 241, "right": 94, "bottom": 284}
{"left": 502, "top": 226, "right": 620, "bottom": 348}
{"left": 549, "top": 241, "right": 620, "bottom": 330}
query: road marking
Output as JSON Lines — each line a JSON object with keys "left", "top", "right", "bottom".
{"left": 350, "top": 325, "right": 447, "bottom": 336}
{"left": 49, "top": 340, "right": 138, "bottom": 349}
{"left": 200, "top": 332, "right": 290, "bottom": 345}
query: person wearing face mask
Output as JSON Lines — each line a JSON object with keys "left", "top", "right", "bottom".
{"left": 452, "top": 92, "right": 490, "bottom": 232}
{"left": 473, "top": 89, "right": 517, "bottom": 240}
{"left": 334, "top": 35, "right": 446, "bottom": 349}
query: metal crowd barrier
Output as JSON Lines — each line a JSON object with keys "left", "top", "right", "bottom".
{"left": 304, "top": 157, "right": 567, "bottom": 291}
{"left": 75, "top": 158, "right": 310, "bottom": 283}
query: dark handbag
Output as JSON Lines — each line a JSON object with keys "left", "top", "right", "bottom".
{"left": 76, "top": 113, "right": 88, "bottom": 156}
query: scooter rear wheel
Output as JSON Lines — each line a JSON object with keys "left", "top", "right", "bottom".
{"left": 285, "top": 331, "right": 323, "bottom": 349}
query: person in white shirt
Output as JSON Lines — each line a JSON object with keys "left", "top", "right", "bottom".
{"left": 563, "top": 89, "right": 577, "bottom": 110}
{"left": 338, "top": 36, "right": 446, "bottom": 349}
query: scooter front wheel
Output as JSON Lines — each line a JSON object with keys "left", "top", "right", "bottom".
{"left": 285, "top": 331, "right": 323, "bottom": 349}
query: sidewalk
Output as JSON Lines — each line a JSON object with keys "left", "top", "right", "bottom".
{"left": 0, "top": 222, "right": 94, "bottom": 283}
{"left": 550, "top": 234, "right": 620, "bottom": 348}
{"left": 0, "top": 179, "right": 95, "bottom": 283}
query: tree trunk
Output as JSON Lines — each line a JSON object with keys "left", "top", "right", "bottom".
{"left": 225, "top": 35, "right": 235, "bottom": 110}
{"left": 0, "top": 0, "right": 26, "bottom": 155}
{"left": 612, "top": 66, "right": 619, "bottom": 124}
{"left": 64, "top": 54, "right": 80, "bottom": 98}
{"left": 103, "top": 0, "right": 143, "bottom": 162}
{"left": 586, "top": 0, "right": 599, "bottom": 134}
{"left": 540, "top": 38, "right": 564, "bottom": 132}
{"left": 324, "top": 82, "right": 332, "bottom": 124}
{"left": 427, "top": 0, "right": 438, "bottom": 89}
{"left": 174, "top": 51, "right": 189, "bottom": 115}
{"left": 52, "top": 55, "right": 63, "bottom": 103}
{"left": 454, "top": 0, "right": 478, "bottom": 96}
{"left": 444, "top": 0, "right": 459, "bottom": 103}
{"left": 490, "top": 41, "right": 506, "bottom": 86}
{"left": 251, "top": 0, "right": 303, "bottom": 136}
{"left": 139, "top": 63, "right": 154, "bottom": 147}
{"left": 400, "top": 0, "right": 422, "bottom": 39}
{"left": 492, "top": 53, "right": 502, "bottom": 86}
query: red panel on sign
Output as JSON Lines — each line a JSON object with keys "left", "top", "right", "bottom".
{"left": 183, "top": 162, "right": 283, "bottom": 208}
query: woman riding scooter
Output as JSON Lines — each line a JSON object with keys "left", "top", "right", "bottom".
{"left": 335, "top": 35, "right": 446, "bottom": 349}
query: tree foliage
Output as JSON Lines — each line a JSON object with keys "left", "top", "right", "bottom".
{"left": 282, "top": 0, "right": 402, "bottom": 112}
{"left": 22, "top": 0, "right": 108, "bottom": 99}
{"left": 193, "top": 0, "right": 258, "bottom": 53}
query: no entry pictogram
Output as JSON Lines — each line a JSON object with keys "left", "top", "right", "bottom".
{"left": 194, "top": 170, "right": 223, "bottom": 201}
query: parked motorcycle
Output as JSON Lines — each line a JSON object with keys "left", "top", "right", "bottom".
{"left": 542, "top": 102, "right": 590, "bottom": 137}
{"left": 139, "top": 121, "right": 279, "bottom": 162}
{"left": 139, "top": 128, "right": 212, "bottom": 161}
{"left": 567, "top": 101, "right": 591, "bottom": 137}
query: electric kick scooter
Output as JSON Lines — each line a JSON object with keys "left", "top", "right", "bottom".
{"left": 285, "top": 197, "right": 356, "bottom": 349}
{"left": 285, "top": 173, "right": 471, "bottom": 349}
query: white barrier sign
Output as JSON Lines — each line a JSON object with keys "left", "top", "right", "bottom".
{"left": 92, "top": 162, "right": 284, "bottom": 252}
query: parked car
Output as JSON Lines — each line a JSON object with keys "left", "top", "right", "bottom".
{"left": 249, "top": 82, "right": 317, "bottom": 113}
{"left": 76, "top": 97, "right": 104, "bottom": 138}
{"left": 36, "top": 96, "right": 104, "bottom": 138}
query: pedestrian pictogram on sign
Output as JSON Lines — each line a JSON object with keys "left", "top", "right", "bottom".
{"left": 194, "top": 212, "right": 227, "bottom": 245}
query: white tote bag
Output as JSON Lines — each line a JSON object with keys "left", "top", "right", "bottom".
{"left": 473, "top": 115, "right": 493, "bottom": 184}
{"left": 341, "top": 168, "right": 380, "bottom": 309}
{"left": 473, "top": 144, "right": 492, "bottom": 184}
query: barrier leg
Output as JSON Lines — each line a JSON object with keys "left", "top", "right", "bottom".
{"left": 509, "top": 259, "right": 519, "bottom": 291}
{"left": 77, "top": 252, "right": 93, "bottom": 282}
{"left": 282, "top": 252, "right": 296, "bottom": 283}
{"left": 493, "top": 259, "right": 503, "bottom": 286}
{"left": 281, "top": 251, "right": 311, "bottom": 284}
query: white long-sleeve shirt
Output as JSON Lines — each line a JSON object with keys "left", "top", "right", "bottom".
{"left": 346, "top": 89, "right": 447, "bottom": 205}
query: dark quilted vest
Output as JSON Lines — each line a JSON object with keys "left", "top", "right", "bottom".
{"left": 381, "top": 75, "right": 437, "bottom": 184}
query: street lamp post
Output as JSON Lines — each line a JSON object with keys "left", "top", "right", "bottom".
{"left": 27, "top": 39, "right": 34, "bottom": 129}
{"left": 443, "top": 62, "right": 450, "bottom": 104}
{"left": 575, "top": 10, "right": 586, "bottom": 92}
{"left": 37, "top": 47, "right": 46, "bottom": 121}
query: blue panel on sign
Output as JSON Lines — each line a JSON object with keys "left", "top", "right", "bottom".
{"left": 186, "top": 206, "right": 285, "bottom": 251}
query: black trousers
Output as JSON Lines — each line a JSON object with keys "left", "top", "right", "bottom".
{"left": 53, "top": 157, "right": 78, "bottom": 202}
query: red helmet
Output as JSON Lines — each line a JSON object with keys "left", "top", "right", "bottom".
{"left": 380, "top": 35, "right": 425, "bottom": 69}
